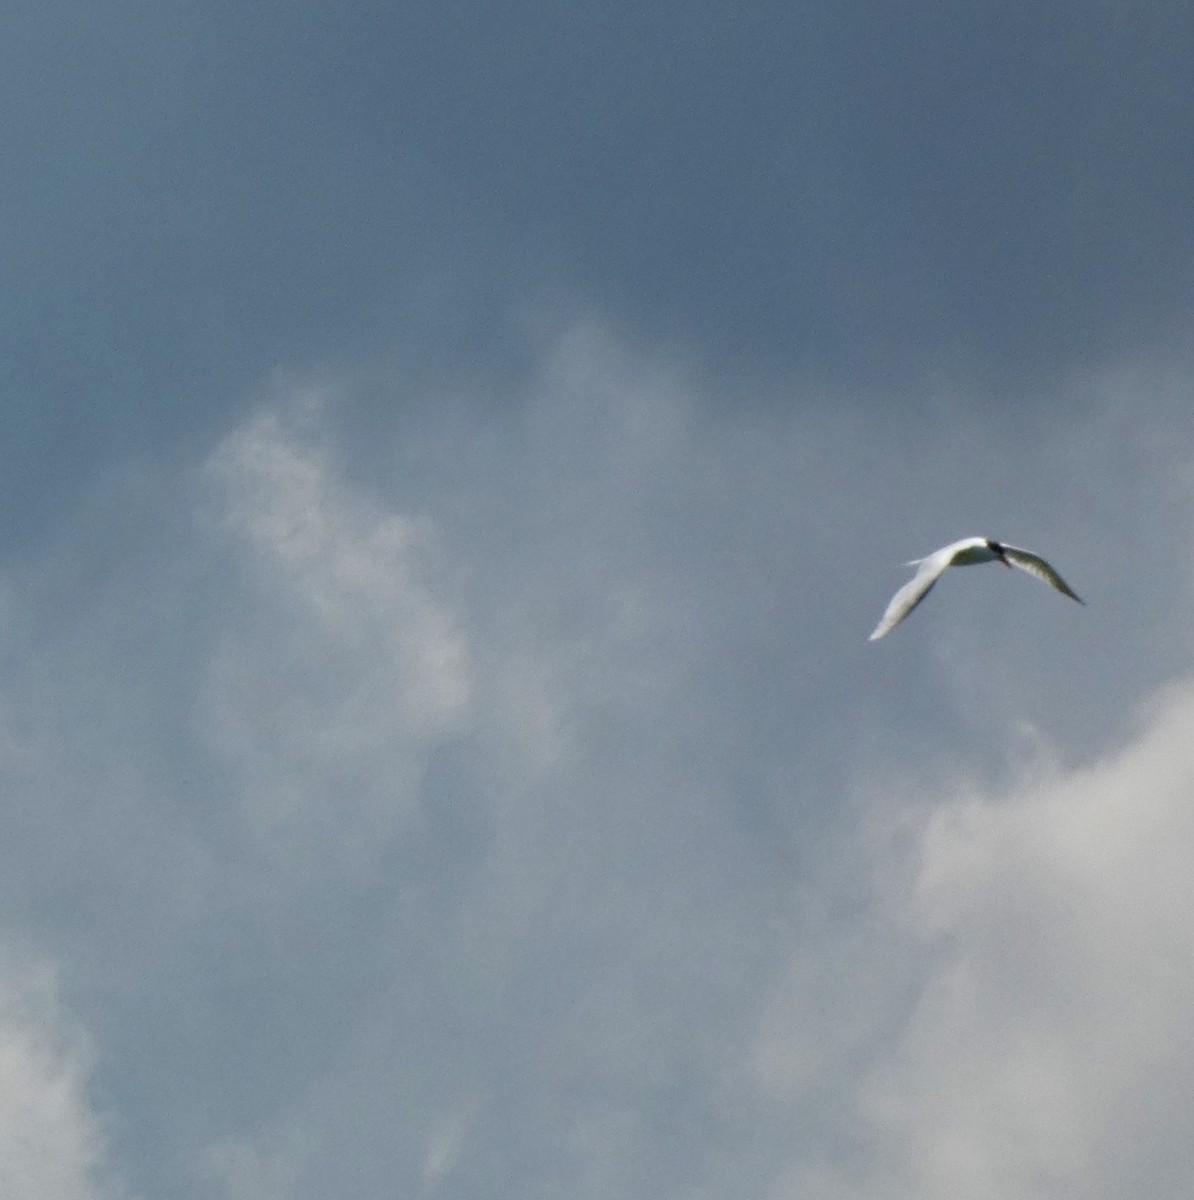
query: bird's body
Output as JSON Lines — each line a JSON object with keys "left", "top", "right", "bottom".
{"left": 869, "top": 536, "right": 1083, "bottom": 641}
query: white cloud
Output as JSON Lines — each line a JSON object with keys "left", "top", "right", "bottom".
{"left": 184, "top": 331, "right": 1194, "bottom": 1200}
{"left": 760, "top": 684, "right": 1194, "bottom": 1200}
{"left": 0, "top": 955, "right": 126, "bottom": 1200}
{"left": 2, "top": 325, "right": 1193, "bottom": 1199}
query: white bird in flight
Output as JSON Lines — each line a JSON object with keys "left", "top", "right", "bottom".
{"left": 869, "top": 536, "right": 1084, "bottom": 641}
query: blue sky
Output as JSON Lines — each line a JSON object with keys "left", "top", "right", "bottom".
{"left": 3, "top": 4, "right": 1194, "bottom": 1198}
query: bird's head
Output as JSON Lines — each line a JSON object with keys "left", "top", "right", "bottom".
{"left": 986, "top": 538, "right": 1011, "bottom": 567}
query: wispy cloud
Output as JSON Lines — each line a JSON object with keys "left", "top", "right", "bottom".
{"left": 0, "top": 956, "right": 126, "bottom": 1200}
{"left": 199, "top": 396, "right": 471, "bottom": 877}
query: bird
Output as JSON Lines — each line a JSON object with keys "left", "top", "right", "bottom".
{"left": 869, "top": 536, "right": 1084, "bottom": 641}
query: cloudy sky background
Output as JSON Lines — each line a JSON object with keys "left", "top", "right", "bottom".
{"left": 3, "top": 3, "right": 1194, "bottom": 1197}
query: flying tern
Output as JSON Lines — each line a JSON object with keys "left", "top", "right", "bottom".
{"left": 869, "top": 536, "right": 1084, "bottom": 641}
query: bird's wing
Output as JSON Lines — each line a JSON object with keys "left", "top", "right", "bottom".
{"left": 868, "top": 551, "right": 955, "bottom": 640}
{"left": 1001, "top": 545, "right": 1085, "bottom": 604}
